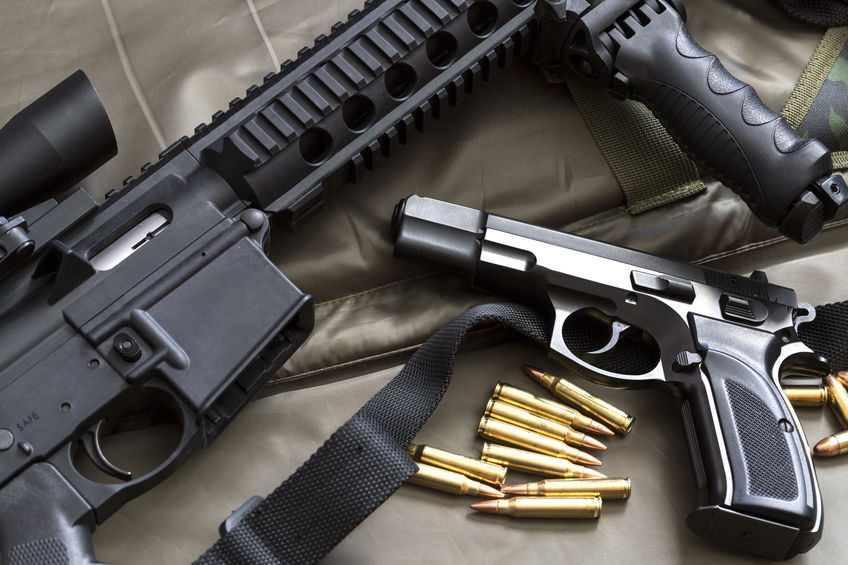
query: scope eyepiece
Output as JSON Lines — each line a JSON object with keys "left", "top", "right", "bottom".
{"left": 0, "top": 70, "right": 117, "bottom": 216}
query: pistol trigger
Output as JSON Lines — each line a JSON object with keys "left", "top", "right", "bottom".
{"left": 81, "top": 418, "right": 133, "bottom": 481}
{"left": 587, "top": 321, "right": 632, "bottom": 355}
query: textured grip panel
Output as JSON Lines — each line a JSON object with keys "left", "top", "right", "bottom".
{"left": 695, "top": 346, "right": 817, "bottom": 531}
{"left": 724, "top": 380, "right": 797, "bottom": 500}
{"left": 9, "top": 539, "right": 70, "bottom": 565}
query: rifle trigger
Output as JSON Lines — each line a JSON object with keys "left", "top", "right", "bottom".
{"left": 80, "top": 418, "right": 133, "bottom": 481}
{"left": 587, "top": 321, "right": 631, "bottom": 355}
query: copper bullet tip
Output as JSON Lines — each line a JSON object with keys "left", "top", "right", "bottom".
{"left": 470, "top": 500, "right": 500, "bottom": 514}
{"left": 588, "top": 421, "right": 615, "bottom": 437}
{"left": 582, "top": 435, "right": 607, "bottom": 451}
{"left": 522, "top": 364, "right": 546, "bottom": 382}
{"left": 501, "top": 484, "right": 528, "bottom": 495}
{"left": 478, "top": 484, "right": 506, "bottom": 498}
{"left": 579, "top": 466, "right": 608, "bottom": 479}
{"left": 577, "top": 451, "right": 603, "bottom": 466}
{"left": 814, "top": 435, "right": 840, "bottom": 457}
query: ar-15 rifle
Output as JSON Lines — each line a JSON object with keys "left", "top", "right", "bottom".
{"left": 0, "top": 0, "right": 840, "bottom": 562}
{"left": 0, "top": 2, "right": 546, "bottom": 562}
{"left": 392, "top": 194, "right": 827, "bottom": 559}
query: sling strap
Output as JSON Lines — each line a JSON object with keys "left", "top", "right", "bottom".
{"left": 799, "top": 301, "right": 848, "bottom": 371}
{"left": 566, "top": 76, "right": 707, "bottom": 215}
{"left": 194, "top": 302, "right": 551, "bottom": 565}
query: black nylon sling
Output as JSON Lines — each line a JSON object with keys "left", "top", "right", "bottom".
{"left": 194, "top": 302, "right": 551, "bottom": 565}
{"left": 799, "top": 301, "right": 848, "bottom": 372}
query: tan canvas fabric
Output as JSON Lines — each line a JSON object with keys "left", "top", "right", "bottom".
{"left": 2, "top": 0, "right": 846, "bottom": 563}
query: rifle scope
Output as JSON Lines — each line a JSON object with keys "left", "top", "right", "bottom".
{"left": 0, "top": 70, "right": 117, "bottom": 216}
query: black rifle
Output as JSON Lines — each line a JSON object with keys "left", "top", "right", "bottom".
{"left": 0, "top": 0, "right": 840, "bottom": 562}
{"left": 392, "top": 194, "right": 826, "bottom": 559}
{"left": 0, "top": 2, "right": 538, "bottom": 562}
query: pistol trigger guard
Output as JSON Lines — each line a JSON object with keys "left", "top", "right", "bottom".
{"left": 80, "top": 418, "right": 133, "bottom": 482}
{"left": 586, "top": 320, "right": 632, "bottom": 355}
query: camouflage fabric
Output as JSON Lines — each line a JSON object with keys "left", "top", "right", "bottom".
{"left": 797, "top": 40, "right": 848, "bottom": 152}
{"left": 782, "top": 27, "right": 848, "bottom": 169}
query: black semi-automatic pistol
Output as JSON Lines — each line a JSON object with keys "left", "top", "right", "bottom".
{"left": 393, "top": 194, "right": 826, "bottom": 560}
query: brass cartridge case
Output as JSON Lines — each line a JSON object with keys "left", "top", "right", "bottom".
{"left": 523, "top": 365, "right": 634, "bottom": 435}
{"left": 813, "top": 429, "right": 848, "bottom": 457}
{"left": 478, "top": 417, "right": 601, "bottom": 465}
{"left": 481, "top": 443, "right": 606, "bottom": 479}
{"left": 492, "top": 382, "right": 614, "bottom": 436}
{"left": 825, "top": 374, "right": 848, "bottom": 428}
{"left": 406, "top": 462, "right": 503, "bottom": 498}
{"left": 503, "top": 478, "right": 631, "bottom": 499}
{"left": 484, "top": 400, "right": 606, "bottom": 451}
{"left": 406, "top": 443, "right": 507, "bottom": 487}
{"left": 471, "top": 496, "right": 602, "bottom": 518}
{"left": 782, "top": 385, "right": 828, "bottom": 407}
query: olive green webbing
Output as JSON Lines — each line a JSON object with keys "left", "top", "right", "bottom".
{"left": 565, "top": 77, "right": 707, "bottom": 214}
{"left": 782, "top": 26, "right": 848, "bottom": 170}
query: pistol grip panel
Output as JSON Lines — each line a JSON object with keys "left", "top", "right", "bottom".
{"left": 0, "top": 463, "right": 102, "bottom": 565}
{"left": 685, "top": 351, "right": 820, "bottom": 559}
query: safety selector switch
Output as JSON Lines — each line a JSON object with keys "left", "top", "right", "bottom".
{"left": 719, "top": 293, "right": 768, "bottom": 325}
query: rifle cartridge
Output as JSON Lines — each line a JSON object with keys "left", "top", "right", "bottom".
{"left": 478, "top": 417, "right": 601, "bottom": 466}
{"left": 470, "top": 496, "right": 602, "bottom": 519}
{"left": 813, "top": 429, "right": 848, "bottom": 457}
{"left": 825, "top": 374, "right": 848, "bottom": 428}
{"left": 492, "top": 382, "right": 614, "bottom": 436}
{"left": 837, "top": 371, "right": 848, "bottom": 389}
{"left": 481, "top": 443, "right": 606, "bottom": 479}
{"left": 502, "top": 478, "right": 630, "bottom": 499}
{"left": 783, "top": 385, "right": 828, "bottom": 407}
{"left": 406, "top": 463, "right": 504, "bottom": 498}
{"left": 406, "top": 443, "right": 507, "bottom": 487}
{"left": 523, "top": 365, "right": 634, "bottom": 435}
{"left": 483, "top": 399, "right": 606, "bottom": 451}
